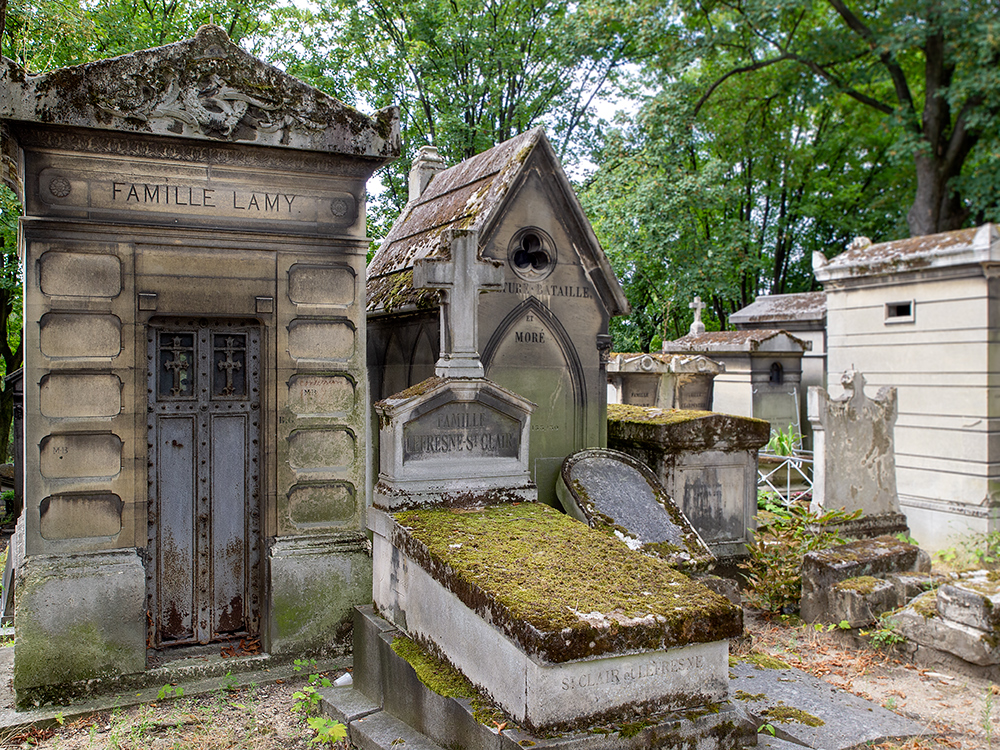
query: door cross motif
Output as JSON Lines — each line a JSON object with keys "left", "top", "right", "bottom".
{"left": 163, "top": 336, "right": 191, "bottom": 396}
{"left": 216, "top": 337, "right": 244, "bottom": 396}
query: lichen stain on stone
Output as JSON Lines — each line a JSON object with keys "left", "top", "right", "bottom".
{"left": 391, "top": 503, "right": 741, "bottom": 662}
{"left": 834, "top": 575, "right": 881, "bottom": 594}
{"left": 763, "top": 705, "right": 825, "bottom": 727}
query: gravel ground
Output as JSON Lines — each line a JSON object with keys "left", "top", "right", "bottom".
{"left": 4, "top": 609, "right": 996, "bottom": 749}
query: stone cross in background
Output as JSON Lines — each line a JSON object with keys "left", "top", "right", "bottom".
{"left": 413, "top": 228, "right": 502, "bottom": 378}
{"left": 689, "top": 295, "right": 706, "bottom": 334}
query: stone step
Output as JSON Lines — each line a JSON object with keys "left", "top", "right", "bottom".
{"left": 730, "top": 660, "right": 928, "bottom": 749}
{"left": 350, "top": 710, "right": 447, "bottom": 750}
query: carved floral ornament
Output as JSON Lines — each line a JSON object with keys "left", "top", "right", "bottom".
{"left": 95, "top": 70, "right": 326, "bottom": 140}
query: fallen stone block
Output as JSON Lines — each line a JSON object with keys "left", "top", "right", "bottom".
{"left": 882, "top": 572, "right": 943, "bottom": 605}
{"left": 829, "top": 576, "right": 898, "bottom": 628}
{"left": 893, "top": 591, "right": 1000, "bottom": 667}
{"left": 936, "top": 576, "right": 1000, "bottom": 634}
{"left": 800, "top": 536, "right": 930, "bottom": 623}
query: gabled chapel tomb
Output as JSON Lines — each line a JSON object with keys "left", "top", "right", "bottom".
{"left": 2, "top": 27, "right": 398, "bottom": 706}
{"left": 367, "top": 131, "right": 630, "bottom": 506}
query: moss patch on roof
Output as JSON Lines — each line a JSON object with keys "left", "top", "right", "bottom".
{"left": 607, "top": 404, "right": 715, "bottom": 425}
{"left": 391, "top": 503, "right": 741, "bottom": 663}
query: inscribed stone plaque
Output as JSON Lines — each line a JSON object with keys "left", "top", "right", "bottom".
{"left": 287, "top": 320, "right": 354, "bottom": 362}
{"left": 622, "top": 374, "right": 659, "bottom": 407}
{"left": 39, "top": 313, "right": 121, "bottom": 358}
{"left": 40, "top": 433, "right": 122, "bottom": 478}
{"left": 676, "top": 463, "right": 745, "bottom": 545}
{"left": 39, "top": 251, "right": 121, "bottom": 298}
{"left": 288, "top": 429, "right": 355, "bottom": 470}
{"left": 568, "top": 455, "right": 683, "bottom": 545}
{"left": 39, "top": 373, "right": 122, "bottom": 418}
{"left": 558, "top": 449, "right": 712, "bottom": 568}
{"left": 403, "top": 402, "right": 519, "bottom": 462}
{"left": 288, "top": 265, "right": 355, "bottom": 306}
{"left": 675, "top": 374, "right": 713, "bottom": 411}
{"left": 39, "top": 493, "right": 123, "bottom": 539}
{"left": 287, "top": 375, "right": 355, "bottom": 416}
{"left": 288, "top": 483, "right": 357, "bottom": 527}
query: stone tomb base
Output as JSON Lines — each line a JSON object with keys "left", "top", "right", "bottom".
{"left": 322, "top": 606, "right": 755, "bottom": 750}
{"left": 369, "top": 503, "right": 741, "bottom": 732}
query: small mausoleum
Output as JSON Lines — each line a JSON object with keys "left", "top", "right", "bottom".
{"left": 661, "top": 328, "right": 810, "bottom": 439}
{"left": 729, "top": 291, "right": 827, "bottom": 447}
{"left": 814, "top": 224, "right": 1000, "bottom": 551}
{"left": 1, "top": 27, "right": 398, "bottom": 705}
{"left": 367, "top": 130, "right": 629, "bottom": 505}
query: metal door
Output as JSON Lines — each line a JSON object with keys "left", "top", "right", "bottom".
{"left": 147, "top": 320, "right": 261, "bottom": 647}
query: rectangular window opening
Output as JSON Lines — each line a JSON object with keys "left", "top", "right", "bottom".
{"left": 885, "top": 300, "right": 915, "bottom": 324}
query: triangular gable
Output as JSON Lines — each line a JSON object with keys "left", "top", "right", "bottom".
{"left": 367, "top": 128, "right": 628, "bottom": 317}
{"left": 1, "top": 25, "right": 398, "bottom": 159}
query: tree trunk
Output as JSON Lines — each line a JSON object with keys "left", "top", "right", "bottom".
{"left": 907, "top": 152, "right": 969, "bottom": 237}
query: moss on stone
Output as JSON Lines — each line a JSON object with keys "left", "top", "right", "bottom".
{"left": 607, "top": 404, "right": 715, "bottom": 425}
{"left": 910, "top": 591, "right": 939, "bottom": 619}
{"left": 763, "top": 706, "right": 825, "bottom": 727}
{"left": 390, "top": 635, "right": 504, "bottom": 725}
{"left": 734, "top": 690, "right": 766, "bottom": 702}
{"left": 834, "top": 575, "right": 882, "bottom": 594}
{"left": 742, "top": 653, "right": 792, "bottom": 670}
{"left": 392, "top": 503, "right": 741, "bottom": 662}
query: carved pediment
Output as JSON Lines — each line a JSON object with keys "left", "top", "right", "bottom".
{"left": 1, "top": 25, "right": 398, "bottom": 160}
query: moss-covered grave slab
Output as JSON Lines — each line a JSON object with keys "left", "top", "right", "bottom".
{"left": 369, "top": 502, "right": 741, "bottom": 732}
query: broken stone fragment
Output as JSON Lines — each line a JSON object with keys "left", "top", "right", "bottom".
{"left": 936, "top": 577, "right": 1000, "bottom": 633}
{"left": 829, "top": 576, "right": 897, "bottom": 628}
{"left": 894, "top": 590, "right": 1000, "bottom": 667}
{"left": 800, "top": 536, "right": 929, "bottom": 623}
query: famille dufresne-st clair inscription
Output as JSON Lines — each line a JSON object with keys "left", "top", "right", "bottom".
{"left": 403, "top": 402, "right": 520, "bottom": 462}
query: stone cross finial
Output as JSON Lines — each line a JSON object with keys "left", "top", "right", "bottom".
{"left": 689, "top": 296, "right": 706, "bottom": 335}
{"left": 413, "top": 228, "right": 502, "bottom": 378}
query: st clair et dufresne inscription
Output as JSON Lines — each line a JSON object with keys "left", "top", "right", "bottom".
{"left": 38, "top": 169, "right": 357, "bottom": 226}
{"left": 403, "top": 403, "right": 520, "bottom": 462}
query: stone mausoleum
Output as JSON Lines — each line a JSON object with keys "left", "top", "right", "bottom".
{"left": 1, "top": 27, "right": 398, "bottom": 705}
{"left": 367, "top": 131, "right": 629, "bottom": 505}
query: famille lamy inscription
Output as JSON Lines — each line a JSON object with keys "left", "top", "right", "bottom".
{"left": 403, "top": 402, "right": 520, "bottom": 461}
{"left": 41, "top": 170, "right": 357, "bottom": 225}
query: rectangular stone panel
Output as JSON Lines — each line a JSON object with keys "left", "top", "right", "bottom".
{"left": 40, "top": 433, "right": 122, "bottom": 478}
{"left": 287, "top": 320, "right": 355, "bottom": 362}
{"left": 288, "top": 429, "right": 355, "bottom": 471}
{"left": 39, "top": 313, "right": 121, "bottom": 358}
{"left": 288, "top": 482, "right": 357, "bottom": 527}
{"left": 39, "top": 251, "right": 122, "bottom": 298}
{"left": 38, "top": 166, "right": 360, "bottom": 229}
{"left": 287, "top": 375, "right": 355, "bottom": 416}
{"left": 287, "top": 265, "right": 355, "bottom": 306}
{"left": 40, "top": 373, "right": 122, "bottom": 418}
{"left": 402, "top": 402, "right": 519, "bottom": 462}
{"left": 39, "top": 493, "right": 123, "bottom": 539}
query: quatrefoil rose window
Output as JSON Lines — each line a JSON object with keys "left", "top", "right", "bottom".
{"left": 507, "top": 227, "right": 556, "bottom": 282}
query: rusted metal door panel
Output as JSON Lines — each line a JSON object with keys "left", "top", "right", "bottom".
{"left": 210, "top": 414, "right": 248, "bottom": 635}
{"left": 147, "top": 321, "right": 260, "bottom": 648}
{"left": 156, "top": 415, "right": 196, "bottom": 642}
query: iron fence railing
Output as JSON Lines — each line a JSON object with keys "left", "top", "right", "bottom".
{"left": 757, "top": 450, "right": 814, "bottom": 502}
